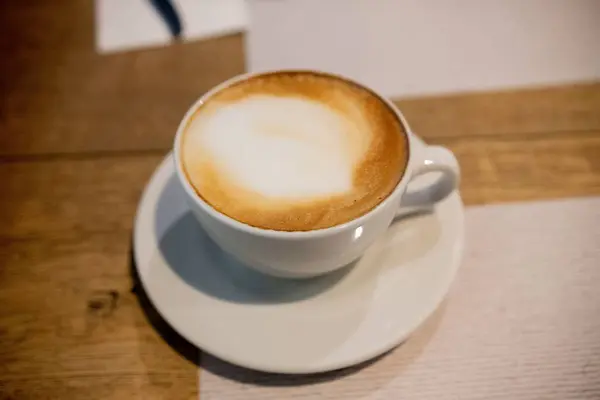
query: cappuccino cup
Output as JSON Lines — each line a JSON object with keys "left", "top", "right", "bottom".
{"left": 174, "top": 70, "right": 460, "bottom": 278}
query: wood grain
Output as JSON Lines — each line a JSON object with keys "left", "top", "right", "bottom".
{"left": 433, "top": 131, "right": 600, "bottom": 205}
{"left": 1, "top": 4, "right": 599, "bottom": 157}
{"left": 1, "top": 131, "right": 599, "bottom": 399}
{"left": 0, "top": 132, "right": 598, "bottom": 240}
{"left": 396, "top": 83, "right": 600, "bottom": 139}
{"left": 2, "top": 77, "right": 599, "bottom": 158}
{"left": 1, "top": 131, "right": 598, "bottom": 398}
{"left": 0, "top": 234, "right": 198, "bottom": 399}
{"left": 0, "top": 154, "right": 161, "bottom": 239}
{"left": 0, "top": 0, "right": 245, "bottom": 157}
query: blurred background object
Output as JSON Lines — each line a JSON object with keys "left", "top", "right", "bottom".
{"left": 97, "top": 0, "right": 600, "bottom": 97}
{"left": 248, "top": 0, "right": 600, "bottom": 98}
{"left": 95, "top": 0, "right": 247, "bottom": 53}
{"left": 149, "top": 0, "right": 183, "bottom": 38}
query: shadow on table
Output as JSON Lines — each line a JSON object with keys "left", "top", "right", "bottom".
{"left": 130, "top": 243, "right": 446, "bottom": 387}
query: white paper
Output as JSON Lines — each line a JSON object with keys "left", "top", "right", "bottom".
{"left": 247, "top": 0, "right": 600, "bottom": 98}
{"left": 95, "top": 0, "right": 248, "bottom": 54}
{"left": 199, "top": 196, "right": 600, "bottom": 399}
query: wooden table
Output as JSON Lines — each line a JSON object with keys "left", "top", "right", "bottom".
{"left": 1, "top": 2, "right": 599, "bottom": 399}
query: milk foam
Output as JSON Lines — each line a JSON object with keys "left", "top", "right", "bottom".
{"left": 186, "top": 95, "right": 370, "bottom": 200}
{"left": 181, "top": 71, "right": 408, "bottom": 231}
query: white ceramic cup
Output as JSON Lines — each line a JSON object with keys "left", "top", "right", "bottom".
{"left": 174, "top": 70, "right": 460, "bottom": 278}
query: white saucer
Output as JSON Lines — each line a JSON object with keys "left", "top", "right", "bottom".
{"left": 133, "top": 153, "right": 464, "bottom": 374}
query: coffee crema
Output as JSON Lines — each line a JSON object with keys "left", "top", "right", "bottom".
{"left": 180, "top": 71, "right": 409, "bottom": 231}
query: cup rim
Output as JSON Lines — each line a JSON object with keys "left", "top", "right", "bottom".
{"left": 173, "top": 69, "right": 414, "bottom": 239}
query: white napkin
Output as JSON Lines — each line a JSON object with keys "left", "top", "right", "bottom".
{"left": 247, "top": 0, "right": 600, "bottom": 98}
{"left": 199, "top": 196, "right": 600, "bottom": 399}
{"left": 95, "top": 0, "right": 248, "bottom": 54}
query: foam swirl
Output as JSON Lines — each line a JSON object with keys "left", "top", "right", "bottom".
{"left": 180, "top": 72, "right": 408, "bottom": 231}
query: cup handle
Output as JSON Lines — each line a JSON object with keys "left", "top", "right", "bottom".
{"left": 396, "top": 144, "right": 460, "bottom": 218}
